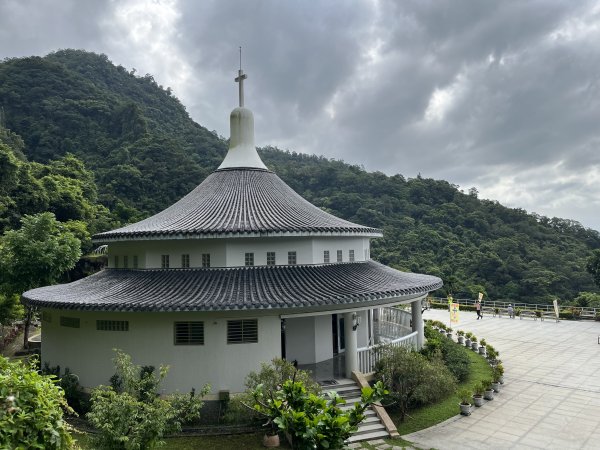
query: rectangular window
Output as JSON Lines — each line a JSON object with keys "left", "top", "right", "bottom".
{"left": 161, "top": 255, "right": 170, "bottom": 268}
{"left": 245, "top": 252, "right": 254, "bottom": 266}
{"left": 123, "top": 256, "right": 129, "bottom": 269}
{"left": 60, "top": 316, "right": 80, "bottom": 328}
{"left": 181, "top": 254, "right": 190, "bottom": 268}
{"left": 227, "top": 319, "right": 258, "bottom": 344}
{"left": 133, "top": 255, "right": 139, "bottom": 269}
{"left": 288, "top": 251, "right": 297, "bottom": 265}
{"left": 337, "top": 250, "right": 343, "bottom": 262}
{"left": 267, "top": 252, "right": 276, "bottom": 266}
{"left": 174, "top": 322, "right": 204, "bottom": 345}
{"left": 324, "top": 250, "right": 330, "bottom": 263}
{"left": 97, "top": 320, "right": 129, "bottom": 331}
{"left": 202, "top": 253, "right": 211, "bottom": 268}
{"left": 114, "top": 255, "right": 119, "bottom": 268}
{"left": 349, "top": 250, "right": 355, "bottom": 262}
{"left": 42, "top": 311, "right": 52, "bottom": 323}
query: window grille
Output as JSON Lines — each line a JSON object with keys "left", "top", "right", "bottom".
{"left": 174, "top": 322, "right": 204, "bottom": 345}
{"left": 267, "top": 252, "right": 276, "bottom": 266}
{"left": 97, "top": 320, "right": 129, "bottom": 331}
{"left": 288, "top": 251, "right": 297, "bottom": 265}
{"left": 123, "top": 256, "right": 129, "bottom": 268}
{"left": 227, "top": 319, "right": 258, "bottom": 344}
{"left": 161, "top": 255, "right": 170, "bottom": 268}
{"left": 245, "top": 253, "right": 254, "bottom": 266}
{"left": 60, "top": 316, "right": 80, "bottom": 328}
{"left": 202, "top": 253, "right": 211, "bottom": 268}
{"left": 324, "top": 250, "right": 330, "bottom": 263}
{"left": 181, "top": 254, "right": 190, "bottom": 268}
{"left": 349, "top": 250, "right": 355, "bottom": 262}
{"left": 133, "top": 255, "right": 139, "bottom": 268}
{"left": 337, "top": 250, "right": 343, "bottom": 262}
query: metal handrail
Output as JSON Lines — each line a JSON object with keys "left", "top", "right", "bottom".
{"left": 430, "top": 297, "right": 598, "bottom": 316}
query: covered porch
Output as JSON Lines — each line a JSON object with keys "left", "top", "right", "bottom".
{"left": 285, "top": 296, "right": 427, "bottom": 380}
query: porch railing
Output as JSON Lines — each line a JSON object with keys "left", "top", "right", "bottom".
{"left": 357, "top": 331, "right": 418, "bottom": 373}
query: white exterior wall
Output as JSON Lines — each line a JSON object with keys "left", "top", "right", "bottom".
{"left": 40, "top": 309, "right": 281, "bottom": 394}
{"left": 108, "top": 240, "right": 226, "bottom": 269}
{"left": 285, "top": 315, "right": 333, "bottom": 365}
{"left": 108, "top": 236, "right": 371, "bottom": 268}
{"left": 356, "top": 310, "right": 370, "bottom": 348}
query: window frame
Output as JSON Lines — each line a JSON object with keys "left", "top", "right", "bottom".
{"left": 349, "top": 250, "right": 355, "bottom": 262}
{"left": 288, "top": 251, "right": 297, "bottom": 265}
{"left": 324, "top": 250, "right": 330, "bottom": 263}
{"left": 267, "top": 252, "right": 276, "bottom": 266}
{"left": 60, "top": 316, "right": 80, "bottom": 328}
{"left": 174, "top": 321, "right": 205, "bottom": 345}
{"left": 337, "top": 250, "right": 343, "bottom": 262}
{"left": 181, "top": 254, "right": 190, "bottom": 268}
{"left": 245, "top": 252, "right": 254, "bottom": 267}
{"left": 202, "top": 253, "right": 211, "bottom": 268}
{"left": 161, "top": 254, "right": 170, "bottom": 268}
{"left": 227, "top": 319, "right": 258, "bottom": 344}
{"left": 96, "top": 320, "right": 129, "bottom": 331}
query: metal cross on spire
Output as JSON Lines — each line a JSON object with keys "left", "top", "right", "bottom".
{"left": 235, "top": 46, "right": 247, "bottom": 107}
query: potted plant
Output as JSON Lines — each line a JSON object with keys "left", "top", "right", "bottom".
{"left": 515, "top": 307, "right": 522, "bottom": 318}
{"left": 471, "top": 336, "right": 479, "bottom": 351}
{"left": 483, "top": 379, "right": 494, "bottom": 401}
{"left": 472, "top": 382, "right": 485, "bottom": 407}
{"left": 478, "top": 338, "right": 487, "bottom": 355}
{"left": 465, "top": 332, "right": 472, "bottom": 348}
{"left": 458, "top": 388, "right": 472, "bottom": 416}
{"left": 446, "top": 327, "right": 453, "bottom": 339}
{"left": 491, "top": 366, "right": 502, "bottom": 392}
{"left": 457, "top": 330, "right": 465, "bottom": 344}
{"left": 496, "top": 363, "right": 505, "bottom": 384}
{"left": 262, "top": 422, "right": 280, "bottom": 448}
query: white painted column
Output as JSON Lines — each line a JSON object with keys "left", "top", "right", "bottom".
{"left": 411, "top": 300, "right": 424, "bottom": 349}
{"left": 343, "top": 312, "right": 358, "bottom": 376}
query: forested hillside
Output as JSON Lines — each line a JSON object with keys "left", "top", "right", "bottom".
{"left": 1, "top": 50, "right": 599, "bottom": 304}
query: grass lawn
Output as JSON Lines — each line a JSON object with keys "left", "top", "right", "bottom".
{"left": 73, "top": 431, "right": 288, "bottom": 449}
{"left": 391, "top": 348, "right": 493, "bottom": 435}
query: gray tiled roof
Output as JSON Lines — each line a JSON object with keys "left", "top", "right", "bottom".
{"left": 94, "top": 168, "right": 381, "bottom": 241}
{"left": 22, "top": 261, "right": 442, "bottom": 312}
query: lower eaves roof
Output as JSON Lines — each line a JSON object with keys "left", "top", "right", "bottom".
{"left": 22, "top": 261, "right": 442, "bottom": 312}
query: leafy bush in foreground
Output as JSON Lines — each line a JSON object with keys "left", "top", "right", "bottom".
{"left": 0, "top": 355, "right": 74, "bottom": 449}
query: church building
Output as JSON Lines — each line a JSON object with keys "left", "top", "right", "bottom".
{"left": 23, "top": 67, "right": 442, "bottom": 395}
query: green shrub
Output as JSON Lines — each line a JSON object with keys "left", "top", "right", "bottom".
{"left": 87, "top": 349, "right": 210, "bottom": 449}
{"left": 422, "top": 323, "right": 471, "bottom": 382}
{"left": 0, "top": 356, "right": 74, "bottom": 449}
{"left": 375, "top": 346, "right": 457, "bottom": 421}
{"left": 244, "top": 358, "right": 321, "bottom": 397}
{"left": 252, "top": 379, "right": 386, "bottom": 449}
{"left": 42, "top": 363, "right": 90, "bottom": 414}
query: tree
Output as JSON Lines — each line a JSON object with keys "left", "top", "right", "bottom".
{"left": 0, "top": 355, "right": 74, "bottom": 449}
{"left": 587, "top": 250, "right": 600, "bottom": 289}
{"left": 0, "top": 212, "right": 81, "bottom": 345}
{"left": 251, "top": 379, "right": 386, "bottom": 450}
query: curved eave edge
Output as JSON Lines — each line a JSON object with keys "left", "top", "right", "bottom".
{"left": 21, "top": 280, "right": 443, "bottom": 313}
{"left": 92, "top": 229, "right": 384, "bottom": 243}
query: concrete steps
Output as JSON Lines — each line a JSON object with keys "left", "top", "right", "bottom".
{"left": 322, "top": 378, "right": 390, "bottom": 443}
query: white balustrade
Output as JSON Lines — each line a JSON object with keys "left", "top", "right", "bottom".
{"left": 357, "top": 331, "right": 418, "bottom": 373}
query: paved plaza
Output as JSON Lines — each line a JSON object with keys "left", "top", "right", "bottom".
{"left": 401, "top": 308, "right": 600, "bottom": 449}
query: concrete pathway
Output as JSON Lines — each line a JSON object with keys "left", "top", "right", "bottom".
{"left": 402, "top": 309, "right": 600, "bottom": 450}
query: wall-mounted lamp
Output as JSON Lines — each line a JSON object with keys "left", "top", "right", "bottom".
{"left": 352, "top": 313, "right": 361, "bottom": 331}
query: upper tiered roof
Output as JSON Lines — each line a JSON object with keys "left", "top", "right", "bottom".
{"left": 94, "top": 168, "right": 381, "bottom": 241}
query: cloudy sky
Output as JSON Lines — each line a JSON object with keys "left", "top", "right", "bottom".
{"left": 1, "top": 0, "right": 599, "bottom": 231}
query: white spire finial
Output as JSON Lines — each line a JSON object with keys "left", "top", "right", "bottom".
{"left": 235, "top": 46, "right": 247, "bottom": 107}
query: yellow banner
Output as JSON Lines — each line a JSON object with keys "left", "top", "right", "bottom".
{"left": 450, "top": 303, "right": 460, "bottom": 323}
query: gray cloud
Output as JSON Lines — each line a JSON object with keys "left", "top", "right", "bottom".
{"left": 0, "top": 0, "right": 599, "bottom": 231}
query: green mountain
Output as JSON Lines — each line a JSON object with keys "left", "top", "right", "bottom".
{"left": 0, "top": 49, "right": 598, "bottom": 304}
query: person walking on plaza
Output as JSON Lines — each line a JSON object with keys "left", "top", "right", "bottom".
{"left": 476, "top": 300, "right": 482, "bottom": 320}
{"left": 508, "top": 304, "right": 515, "bottom": 319}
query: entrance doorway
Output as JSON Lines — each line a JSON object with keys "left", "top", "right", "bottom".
{"left": 331, "top": 314, "right": 345, "bottom": 355}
